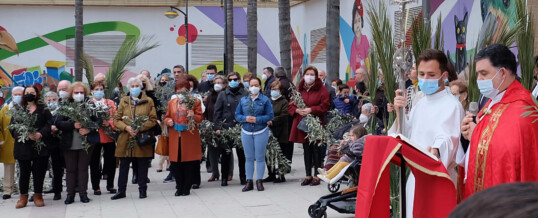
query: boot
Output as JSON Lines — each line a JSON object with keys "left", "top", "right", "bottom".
{"left": 221, "top": 179, "right": 228, "bottom": 186}
{"left": 64, "top": 194, "right": 75, "bottom": 205}
{"left": 15, "top": 194, "right": 29, "bottom": 209}
{"left": 240, "top": 176, "right": 247, "bottom": 185}
{"left": 80, "top": 193, "right": 90, "bottom": 203}
{"left": 256, "top": 180, "right": 265, "bottom": 191}
{"left": 242, "top": 180, "right": 253, "bottom": 192}
{"left": 33, "top": 193, "right": 45, "bottom": 207}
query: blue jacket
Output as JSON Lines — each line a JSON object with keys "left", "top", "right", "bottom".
{"left": 333, "top": 95, "right": 356, "bottom": 114}
{"left": 235, "top": 94, "right": 274, "bottom": 132}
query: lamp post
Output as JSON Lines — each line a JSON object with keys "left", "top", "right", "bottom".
{"left": 165, "top": 3, "right": 189, "bottom": 73}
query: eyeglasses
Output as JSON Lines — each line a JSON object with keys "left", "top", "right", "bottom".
{"left": 229, "top": 78, "right": 239, "bottom": 81}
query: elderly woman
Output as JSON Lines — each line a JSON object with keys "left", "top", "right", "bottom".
{"left": 88, "top": 81, "right": 118, "bottom": 196}
{"left": 11, "top": 85, "right": 53, "bottom": 208}
{"left": 264, "top": 81, "right": 289, "bottom": 183}
{"left": 164, "top": 76, "right": 204, "bottom": 196}
{"left": 235, "top": 77, "right": 274, "bottom": 192}
{"left": 205, "top": 75, "right": 231, "bottom": 185}
{"left": 43, "top": 91, "right": 64, "bottom": 201}
{"left": 289, "top": 66, "right": 330, "bottom": 186}
{"left": 0, "top": 87, "right": 23, "bottom": 201}
{"left": 112, "top": 77, "right": 157, "bottom": 200}
{"left": 55, "top": 82, "right": 100, "bottom": 204}
{"left": 214, "top": 72, "right": 247, "bottom": 184}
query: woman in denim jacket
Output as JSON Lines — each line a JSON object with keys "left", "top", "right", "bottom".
{"left": 235, "top": 77, "right": 274, "bottom": 192}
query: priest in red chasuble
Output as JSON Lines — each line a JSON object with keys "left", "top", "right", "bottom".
{"left": 461, "top": 44, "right": 538, "bottom": 199}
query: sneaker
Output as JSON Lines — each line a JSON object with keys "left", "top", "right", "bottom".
{"left": 317, "top": 168, "right": 327, "bottom": 176}
{"left": 163, "top": 176, "right": 175, "bottom": 183}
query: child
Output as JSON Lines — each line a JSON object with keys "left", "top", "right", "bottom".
{"left": 333, "top": 84, "right": 357, "bottom": 115}
{"left": 318, "top": 125, "right": 367, "bottom": 182}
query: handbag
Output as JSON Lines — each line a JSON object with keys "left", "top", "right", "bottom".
{"left": 136, "top": 130, "right": 156, "bottom": 146}
{"left": 297, "top": 116, "right": 309, "bottom": 133}
{"left": 155, "top": 135, "right": 169, "bottom": 155}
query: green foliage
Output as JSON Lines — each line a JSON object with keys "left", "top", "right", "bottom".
{"left": 219, "top": 124, "right": 243, "bottom": 151}
{"left": 516, "top": 0, "right": 535, "bottom": 90}
{"left": 121, "top": 114, "right": 149, "bottom": 150}
{"left": 521, "top": 96, "right": 538, "bottom": 123}
{"left": 266, "top": 134, "right": 291, "bottom": 175}
{"left": 178, "top": 90, "right": 197, "bottom": 132}
{"left": 154, "top": 83, "right": 175, "bottom": 114}
{"left": 411, "top": 15, "right": 432, "bottom": 63}
{"left": 80, "top": 50, "right": 94, "bottom": 84}
{"left": 7, "top": 106, "right": 46, "bottom": 152}
{"left": 56, "top": 100, "right": 103, "bottom": 152}
{"left": 467, "top": 47, "right": 480, "bottom": 102}
{"left": 105, "top": 36, "right": 159, "bottom": 99}
{"left": 433, "top": 14, "right": 444, "bottom": 51}
{"left": 324, "top": 110, "right": 355, "bottom": 145}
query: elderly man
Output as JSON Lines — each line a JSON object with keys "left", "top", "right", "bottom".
{"left": 262, "top": 67, "right": 276, "bottom": 97}
{"left": 43, "top": 91, "right": 64, "bottom": 200}
{"left": 318, "top": 70, "right": 336, "bottom": 105}
{"left": 57, "top": 80, "right": 71, "bottom": 100}
{"left": 0, "top": 86, "right": 24, "bottom": 199}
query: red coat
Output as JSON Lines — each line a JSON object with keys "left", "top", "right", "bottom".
{"left": 164, "top": 97, "right": 204, "bottom": 162}
{"left": 288, "top": 78, "right": 330, "bottom": 143}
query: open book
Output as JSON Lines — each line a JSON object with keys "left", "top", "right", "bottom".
{"left": 389, "top": 133, "right": 439, "bottom": 161}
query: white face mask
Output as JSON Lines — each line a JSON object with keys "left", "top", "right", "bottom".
{"left": 214, "top": 84, "right": 223, "bottom": 92}
{"left": 59, "top": 90, "right": 69, "bottom": 99}
{"left": 262, "top": 74, "right": 268, "bottom": 81}
{"left": 249, "top": 86, "right": 261, "bottom": 95}
{"left": 304, "top": 75, "right": 315, "bottom": 84}
{"left": 73, "top": 93, "right": 85, "bottom": 102}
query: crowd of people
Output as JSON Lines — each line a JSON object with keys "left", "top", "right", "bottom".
{"left": 0, "top": 44, "right": 537, "bottom": 216}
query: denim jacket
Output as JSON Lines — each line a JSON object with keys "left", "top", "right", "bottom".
{"left": 235, "top": 94, "right": 274, "bottom": 133}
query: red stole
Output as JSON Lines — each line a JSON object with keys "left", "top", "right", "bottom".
{"left": 355, "top": 136, "right": 456, "bottom": 218}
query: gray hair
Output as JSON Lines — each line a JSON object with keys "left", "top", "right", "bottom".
{"left": 214, "top": 75, "right": 227, "bottom": 85}
{"left": 274, "top": 67, "right": 287, "bottom": 78}
{"left": 362, "top": 103, "right": 373, "bottom": 112}
{"left": 11, "top": 86, "right": 24, "bottom": 93}
{"left": 44, "top": 91, "right": 59, "bottom": 98}
{"left": 127, "top": 77, "right": 143, "bottom": 89}
{"left": 173, "top": 65, "right": 185, "bottom": 72}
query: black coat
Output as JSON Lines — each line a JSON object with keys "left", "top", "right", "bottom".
{"left": 263, "top": 75, "right": 276, "bottom": 97}
{"left": 214, "top": 86, "right": 247, "bottom": 130}
{"left": 10, "top": 106, "right": 52, "bottom": 160}
{"left": 198, "top": 81, "right": 214, "bottom": 94}
{"left": 203, "top": 88, "right": 220, "bottom": 122}
{"left": 269, "top": 96, "right": 289, "bottom": 143}
{"left": 145, "top": 90, "right": 162, "bottom": 120}
{"left": 53, "top": 99, "right": 101, "bottom": 151}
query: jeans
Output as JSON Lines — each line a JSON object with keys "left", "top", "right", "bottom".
{"left": 64, "top": 148, "right": 93, "bottom": 195}
{"left": 118, "top": 157, "right": 150, "bottom": 193}
{"left": 18, "top": 157, "right": 49, "bottom": 194}
{"left": 90, "top": 142, "right": 116, "bottom": 190}
{"left": 241, "top": 128, "right": 270, "bottom": 180}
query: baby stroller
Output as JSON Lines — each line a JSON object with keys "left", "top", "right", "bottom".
{"left": 308, "top": 159, "right": 361, "bottom": 218}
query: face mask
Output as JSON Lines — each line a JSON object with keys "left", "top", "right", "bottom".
{"left": 59, "top": 90, "right": 69, "bottom": 99}
{"left": 477, "top": 68, "right": 504, "bottom": 99}
{"left": 454, "top": 95, "right": 460, "bottom": 100}
{"left": 24, "top": 94, "right": 36, "bottom": 102}
{"left": 322, "top": 79, "right": 326, "bottom": 84}
{"left": 262, "top": 74, "right": 268, "bottom": 81}
{"left": 207, "top": 74, "right": 215, "bottom": 81}
{"left": 93, "top": 90, "right": 105, "bottom": 99}
{"left": 270, "top": 90, "right": 281, "bottom": 98}
{"left": 359, "top": 114, "right": 368, "bottom": 123}
{"left": 229, "top": 80, "right": 239, "bottom": 88}
{"left": 249, "top": 86, "right": 261, "bottom": 95}
{"left": 331, "top": 85, "right": 337, "bottom": 90}
{"left": 159, "top": 81, "right": 167, "bottom": 87}
{"left": 130, "top": 87, "right": 141, "bottom": 98}
{"left": 73, "top": 93, "right": 85, "bottom": 102}
{"left": 13, "top": 96, "right": 22, "bottom": 104}
{"left": 114, "top": 88, "right": 120, "bottom": 93}
{"left": 304, "top": 75, "right": 315, "bottom": 84}
{"left": 418, "top": 77, "right": 442, "bottom": 95}
{"left": 243, "top": 82, "right": 249, "bottom": 87}
{"left": 444, "top": 78, "right": 449, "bottom": 85}
{"left": 214, "top": 84, "right": 223, "bottom": 92}
{"left": 377, "top": 79, "right": 382, "bottom": 87}
{"left": 48, "top": 102, "right": 58, "bottom": 109}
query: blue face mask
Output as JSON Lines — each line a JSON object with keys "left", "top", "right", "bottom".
{"left": 477, "top": 68, "right": 503, "bottom": 99}
{"left": 48, "top": 102, "right": 58, "bottom": 109}
{"left": 270, "top": 90, "right": 281, "bottom": 98}
{"left": 130, "top": 87, "right": 141, "bottom": 97}
{"left": 377, "top": 79, "right": 382, "bottom": 87}
{"left": 206, "top": 74, "right": 215, "bottom": 81}
{"left": 114, "top": 87, "right": 120, "bottom": 93}
{"left": 229, "top": 80, "right": 239, "bottom": 88}
{"left": 444, "top": 78, "right": 449, "bottom": 85}
{"left": 243, "top": 82, "right": 249, "bottom": 87}
{"left": 93, "top": 90, "right": 105, "bottom": 99}
{"left": 418, "top": 77, "right": 442, "bottom": 95}
{"left": 13, "top": 96, "right": 22, "bottom": 104}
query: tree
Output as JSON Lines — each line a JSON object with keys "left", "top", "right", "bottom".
{"left": 74, "top": 0, "right": 83, "bottom": 81}
{"left": 226, "top": 0, "right": 234, "bottom": 74}
{"left": 247, "top": 0, "right": 257, "bottom": 73}
{"left": 279, "top": 0, "right": 292, "bottom": 78}
{"left": 326, "top": 0, "right": 340, "bottom": 82}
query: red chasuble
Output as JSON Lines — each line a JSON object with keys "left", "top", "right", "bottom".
{"left": 356, "top": 136, "right": 456, "bottom": 218}
{"left": 464, "top": 81, "right": 538, "bottom": 198}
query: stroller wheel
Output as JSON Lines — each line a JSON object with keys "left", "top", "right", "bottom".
{"left": 308, "top": 203, "right": 320, "bottom": 216}
{"left": 313, "top": 206, "right": 327, "bottom": 218}
{"left": 328, "top": 183, "right": 340, "bottom": 193}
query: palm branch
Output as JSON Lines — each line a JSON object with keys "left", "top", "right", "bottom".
{"left": 80, "top": 49, "right": 94, "bottom": 84}
{"left": 467, "top": 46, "right": 480, "bottom": 102}
{"left": 515, "top": 0, "right": 535, "bottom": 90}
{"left": 367, "top": 43, "right": 379, "bottom": 134}
{"left": 411, "top": 14, "right": 432, "bottom": 64}
{"left": 105, "top": 36, "right": 159, "bottom": 99}
{"left": 433, "top": 14, "right": 444, "bottom": 51}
